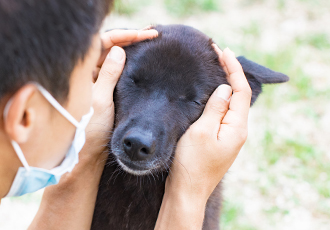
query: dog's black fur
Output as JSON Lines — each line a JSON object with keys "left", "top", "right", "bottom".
{"left": 92, "top": 24, "right": 289, "bottom": 230}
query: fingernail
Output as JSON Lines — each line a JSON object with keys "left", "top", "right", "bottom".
{"left": 216, "top": 84, "right": 232, "bottom": 101}
{"left": 224, "top": 47, "right": 235, "bottom": 56}
{"left": 107, "top": 46, "right": 125, "bottom": 63}
{"left": 147, "top": 29, "right": 159, "bottom": 38}
{"left": 228, "top": 47, "right": 235, "bottom": 56}
{"left": 142, "top": 25, "right": 153, "bottom": 30}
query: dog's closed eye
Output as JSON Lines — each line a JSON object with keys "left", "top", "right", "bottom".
{"left": 129, "top": 76, "right": 139, "bottom": 84}
{"left": 193, "top": 100, "right": 202, "bottom": 106}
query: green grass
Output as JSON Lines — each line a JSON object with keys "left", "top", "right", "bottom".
{"left": 221, "top": 201, "right": 258, "bottom": 230}
{"left": 318, "top": 201, "right": 330, "bottom": 216}
{"left": 261, "top": 129, "right": 319, "bottom": 165}
{"left": 264, "top": 206, "right": 289, "bottom": 216}
{"left": 221, "top": 201, "right": 243, "bottom": 224}
{"left": 276, "top": 0, "right": 286, "bottom": 10}
{"left": 113, "top": 0, "right": 152, "bottom": 16}
{"left": 296, "top": 33, "right": 330, "bottom": 50}
{"left": 298, "top": 0, "right": 330, "bottom": 7}
{"left": 114, "top": 0, "right": 223, "bottom": 18}
{"left": 9, "top": 192, "right": 43, "bottom": 204}
{"left": 164, "top": 0, "right": 221, "bottom": 17}
{"left": 220, "top": 9, "right": 330, "bottom": 221}
{"left": 212, "top": 0, "right": 330, "bottom": 226}
{"left": 299, "top": 107, "right": 322, "bottom": 121}
{"left": 237, "top": 40, "right": 329, "bottom": 204}
{"left": 317, "top": 183, "right": 330, "bottom": 198}
{"left": 241, "top": 0, "right": 265, "bottom": 6}
{"left": 240, "top": 45, "right": 324, "bottom": 103}
{"left": 260, "top": 129, "right": 330, "bottom": 199}
{"left": 304, "top": 158, "right": 330, "bottom": 198}
{"left": 241, "top": 21, "right": 262, "bottom": 38}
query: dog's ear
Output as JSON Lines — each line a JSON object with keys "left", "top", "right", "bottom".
{"left": 236, "top": 56, "right": 289, "bottom": 105}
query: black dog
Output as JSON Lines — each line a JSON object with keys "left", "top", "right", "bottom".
{"left": 92, "top": 24, "right": 289, "bottom": 230}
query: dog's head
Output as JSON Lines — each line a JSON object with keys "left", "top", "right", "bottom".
{"left": 110, "top": 24, "right": 288, "bottom": 175}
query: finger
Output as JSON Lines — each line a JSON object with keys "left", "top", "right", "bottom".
{"left": 97, "top": 49, "right": 110, "bottom": 68}
{"left": 222, "top": 48, "right": 252, "bottom": 119}
{"left": 101, "top": 29, "right": 158, "bottom": 49}
{"left": 97, "top": 29, "right": 158, "bottom": 67}
{"left": 195, "top": 84, "right": 232, "bottom": 138}
{"left": 212, "top": 44, "right": 229, "bottom": 76}
{"left": 93, "top": 46, "right": 126, "bottom": 102}
{"left": 141, "top": 25, "right": 154, "bottom": 31}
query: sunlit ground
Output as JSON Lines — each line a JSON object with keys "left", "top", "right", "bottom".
{"left": 1, "top": 0, "right": 329, "bottom": 229}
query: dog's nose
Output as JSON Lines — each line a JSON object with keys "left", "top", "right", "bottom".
{"left": 123, "top": 131, "right": 155, "bottom": 161}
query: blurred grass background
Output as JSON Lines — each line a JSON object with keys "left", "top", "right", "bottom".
{"left": 1, "top": 0, "right": 329, "bottom": 229}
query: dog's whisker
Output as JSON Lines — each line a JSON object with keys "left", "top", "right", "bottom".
{"left": 107, "top": 167, "right": 120, "bottom": 185}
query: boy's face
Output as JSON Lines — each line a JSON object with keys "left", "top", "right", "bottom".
{"left": 0, "top": 34, "right": 102, "bottom": 172}
{"left": 36, "top": 34, "right": 102, "bottom": 169}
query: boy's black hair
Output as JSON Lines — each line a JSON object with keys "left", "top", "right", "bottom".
{"left": 0, "top": 0, "right": 113, "bottom": 101}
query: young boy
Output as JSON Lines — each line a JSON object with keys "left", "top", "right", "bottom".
{"left": 0, "top": 0, "right": 251, "bottom": 229}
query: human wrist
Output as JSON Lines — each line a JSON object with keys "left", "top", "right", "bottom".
{"left": 30, "top": 149, "right": 107, "bottom": 230}
{"left": 165, "top": 164, "right": 220, "bottom": 202}
{"left": 156, "top": 179, "right": 208, "bottom": 230}
{"left": 165, "top": 181, "right": 208, "bottom": 212}
{"left": 166, "top": 175, "right": 211, "bottom": 202}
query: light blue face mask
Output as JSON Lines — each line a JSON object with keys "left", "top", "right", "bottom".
{"left": 4, "top": 83, "right": 94, "bottom": 197}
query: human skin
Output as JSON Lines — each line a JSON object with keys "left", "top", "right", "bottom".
{"left": 0, "top": 28, "right": 250, "bottom": 229}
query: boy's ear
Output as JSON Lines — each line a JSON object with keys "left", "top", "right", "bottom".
{"left": 236, "top": 56, "right": 289, "bottom": 106}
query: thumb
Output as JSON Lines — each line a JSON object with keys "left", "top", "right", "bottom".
{"left": 197, "top": 84, "right": 232, "bottom": 134}
{"left": 93, "top": 46, "right": 126, "bottom": 102}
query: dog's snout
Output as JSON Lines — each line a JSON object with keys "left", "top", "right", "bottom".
{"left": 123, "top": 131, "right": 155, "bottom": 161}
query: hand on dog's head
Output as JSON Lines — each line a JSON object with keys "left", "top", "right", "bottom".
{"left": 109, "top": 24, "right": 289, "bottom": 176}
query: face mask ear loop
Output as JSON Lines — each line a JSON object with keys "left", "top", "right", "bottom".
{"left": 34, "top": 83, "right": 80, "bottom": 128}
{"left": 11, "top": 140, "right": 31, "bottom": 171}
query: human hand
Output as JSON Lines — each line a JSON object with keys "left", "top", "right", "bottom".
{"left": 93, "top": 28, "right": 159, "bottom": 81}
{"left": 166, "top": 46, "right": 252, "bottom": 201}
{"left": 80, "top": 28, "right": 158, "bottom": 167}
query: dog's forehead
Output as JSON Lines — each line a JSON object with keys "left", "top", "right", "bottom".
{"left": 119, "top": 25, "right": 226, "bottom": 103}
{"left": 154, "top": 24, "right": 211, "bottom": 42}
{"left": 124, "top": 36, "right": 212, "bottom": 84}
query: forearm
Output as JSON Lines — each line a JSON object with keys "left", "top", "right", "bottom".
{"left": 28, "top": 154, "right": 106, "bottom": 230}
{"left": 155, "top": 183, "right": 208, "bottom": 230}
